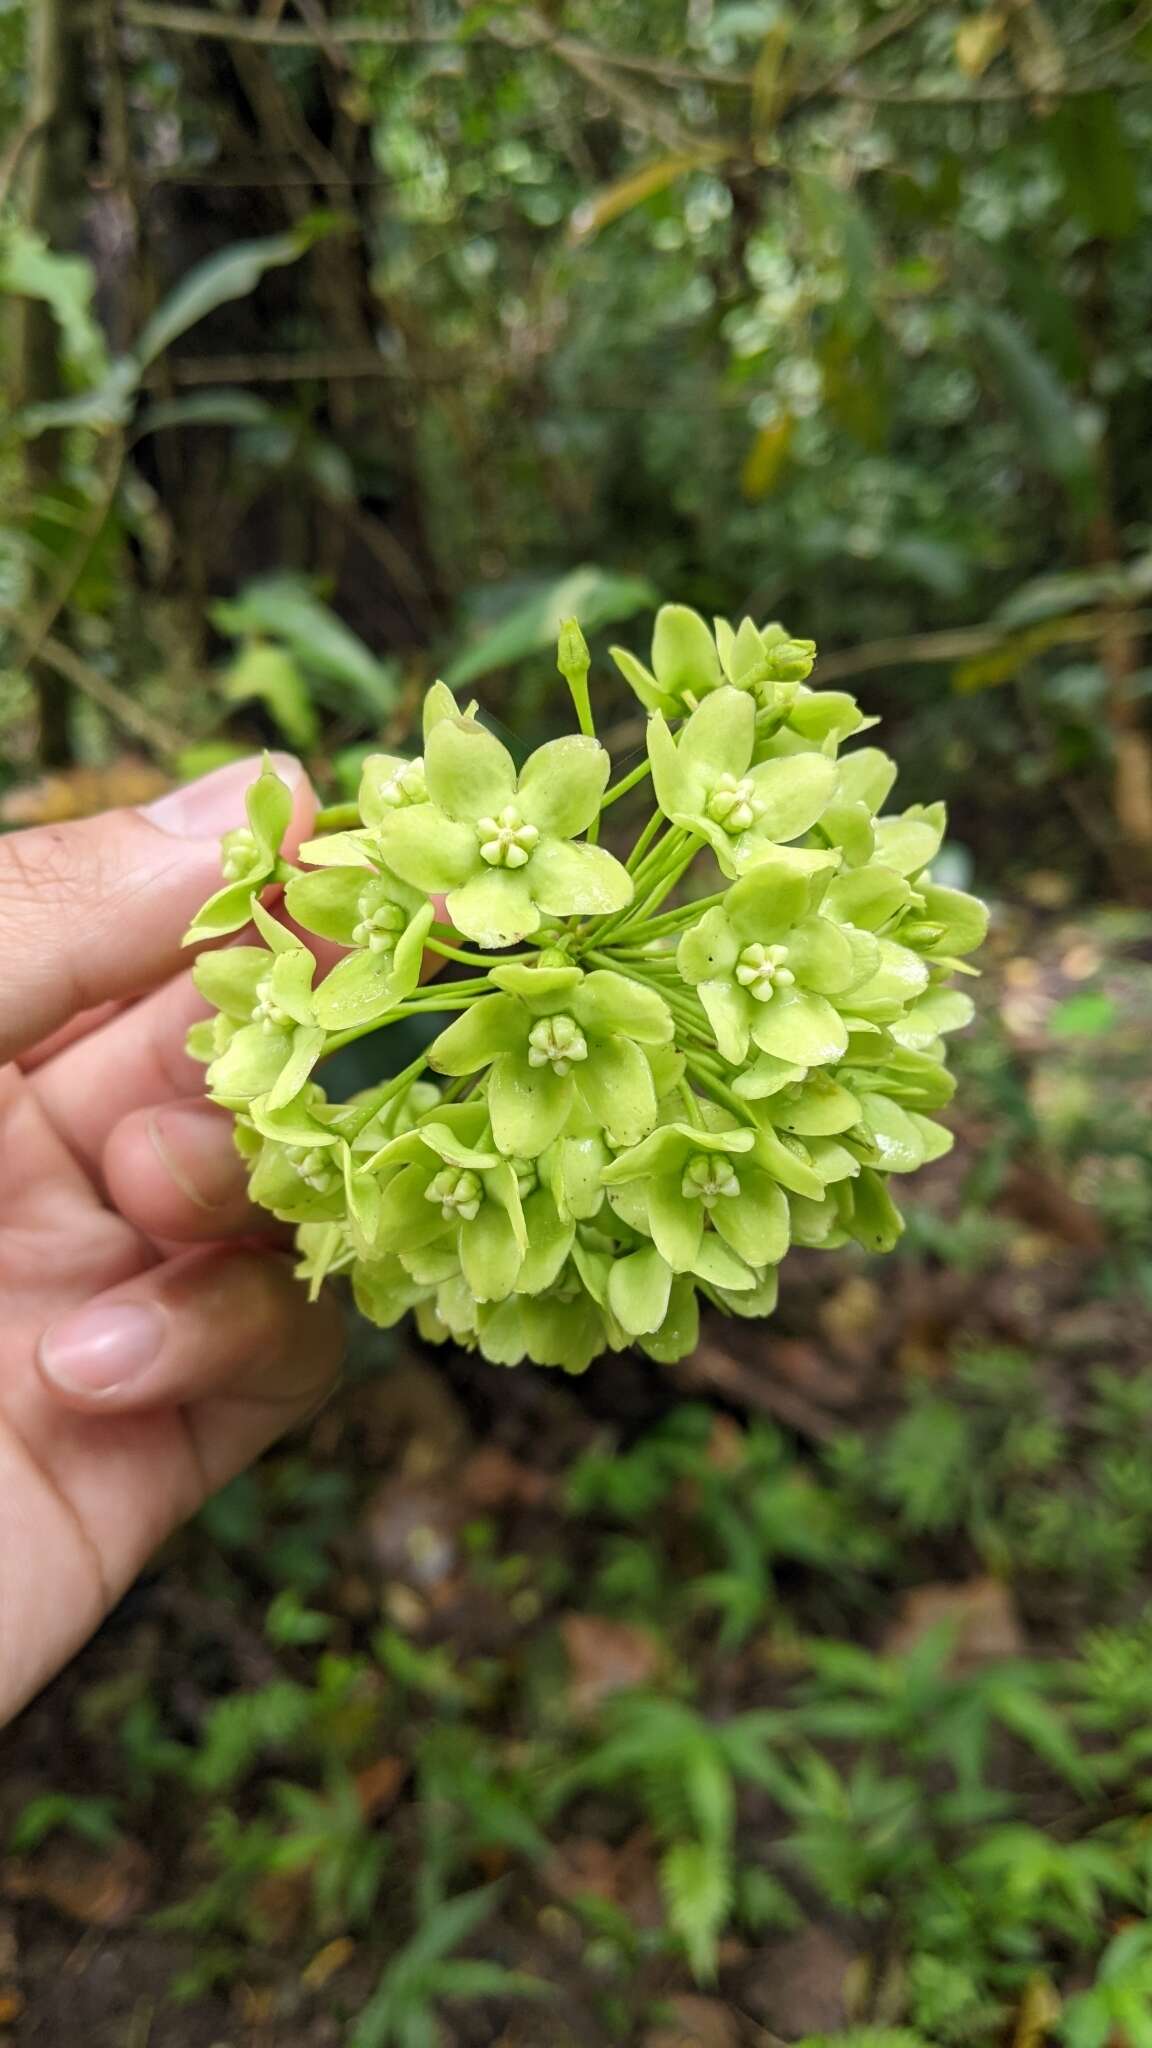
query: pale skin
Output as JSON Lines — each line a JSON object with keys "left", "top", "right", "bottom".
{"left": 0, "top": 755, "right": 346, "bottom": 1725}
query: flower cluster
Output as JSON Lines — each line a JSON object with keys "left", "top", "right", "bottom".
{"left": 188, "top": 606, "right": 985, "bottom": 1373}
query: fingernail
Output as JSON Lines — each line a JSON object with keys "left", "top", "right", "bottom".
{"left": 141, "top": 754, "right": 302, "bottom": 839}
{"left": 148, "top": 1104, "right": 244, "bottom": 1212}
{"left": 39, "top": 1301, "right": 167, "bottom": 1396}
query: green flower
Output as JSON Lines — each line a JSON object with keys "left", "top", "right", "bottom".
{"left": 677, "top": 859, "right": 876, "bottom": 1068}
{"left": 427, "top": 959, "right": 673, "bottom": 1155}
{"left": 194, "top": 907, "right": 326, "bottom": 1111}
{"left": 648, "top": 686, "right": 839, "bottom": 877}
{"left": 368, "top": 1108, "right": 529, "bottom": 1302}
{"left": 602, "top": 1119, "right": 789, "bottom": 1276}
{"left": 373, "top": 713, "right": 631, "bottom": 947}
{"left": 284, "top": 862, "right": 433, "bottom": 1031}
{"left": 183, "top": 758, "right": 294, "bottom": 943}
{"left": 612, "top": 605, "right": 816, "bottom": 718}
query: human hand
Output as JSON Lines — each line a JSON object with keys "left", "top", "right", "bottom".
{"left": 0, "top": 758, "right": 345, "bottom": 1724}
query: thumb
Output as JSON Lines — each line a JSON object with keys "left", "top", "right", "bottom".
{"left": 0, "top": 753, "right": 313, "bottom": 1067}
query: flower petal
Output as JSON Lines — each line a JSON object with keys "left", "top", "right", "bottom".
{"left": 750, "top": 987, "right": 848, "bottom": 1066}
{"left": 698, "top": 980, "right": 751, "bottom": 1066}
{"left": 607, "top": 1243, "right": 673, "bottom": 1336}
{"left": 712, "top": 1167, "right": 789, "bottom": 1266}
{"left": 311, "top": 950, "right": 402, "bottom": 1032}
{"left": 460, "top": 1201, "right": 524, "bottom": 1302}
{"left": 284, "top": 866, "right": 367, "bottom": 946}
{"left": 424, "top": 715, "right": 517, "bottom": 821}
{"left": 576, "top": 1035, "right": 657, "bottom": 1147}
{"left": 265, "top": 1026, "right": 327, "bottom": 1110}
{"left": 446, "top": 867, "right": 540, "bottom": 948}
{"left": 193, "top": 946, "right": 272, "bottom": 1020}
{"left": 376, "top": 802, "right": 477, "bottom": 892}
{"left": 427, "top": 994, "right": 522, "bottom": 1077}
{"left": 515, "top": 1190, "right": 575, "bottom": 1294}
{"left": 785, "top": 914, "right": 858, "bottom": 995}
{"left": 677, "top": 907, "right": 740, "bottom": 985}
{"left": 529, "top": 838, "right": 633, "bottom": 919}
{"left": 725, "top": 862, "right": 812, "bottom": 943}
{"left": 517, "top": 734, "right": 610, "bottom": 837}
{"left": 647, "top": 1176, "right": 704, "bottom": 1272}
{"left": 489, "top": 1048, "right": 574, "bottom": 1156}
{"left": 678, "top": 685, "right": 754, "bottom": 783}
{"left": 652, "top": 603, "right": 725, "bottom": 698}
{"left": 746, "top": 752, "right": 838, "bottom": 843}
{"left": 574, "top": 969, "right": 674, "bottom": 1045}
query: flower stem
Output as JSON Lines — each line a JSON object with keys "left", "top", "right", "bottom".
{"left": 312, "top": 801, "right": 362, "bottom": 833}
{"left": 625, "top": 808, "right": 664, "bottom": 874}
{"left": 601, "top": 758, "right": 652, "bottom": 811}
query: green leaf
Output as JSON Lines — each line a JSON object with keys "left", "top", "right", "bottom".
{"left": 133, "top": 390, "right": 277, "bottom": 438}
{"left": 135, "top": 221, "right": 340, "bottom": 368}
{"left": 211, "top": 575, "right": 398, "bottom": 718}
{"left": 221, "top": 643, "right": 319, "bottom": 752}
{"left": 443, "top": 566, "right": 656, "bottom": 688}
{"left": 1046, "top": 94, "right": 1139, "bottom": 241}
{"left": 0, "top": 227, "right": 108, "bottom": 380}
{"left": 974, "top": 306, "right": 1100, "bottom": 511}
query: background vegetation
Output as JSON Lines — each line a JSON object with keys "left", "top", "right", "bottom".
{"left": 5, "top": 2, "right": 1152, "bottom": 2043}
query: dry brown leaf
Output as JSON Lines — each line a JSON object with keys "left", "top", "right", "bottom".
{"left": 882, "top": 1577, "right": 1024, "bottom": 1669}
{"left": 561, "top": 1613, "right": 662, "bottom": 1714}
{"left": 459, "top": 1446, "right": 552, "bottom": 1510}
{"left": 0, "top": 1837, "right": 152, "bottom": 1928}
{"left": 302, "top": 1937, "right": 356, "bottom": 1991}
{"left": 643, "top": 1993, "right": 740, "bottom": 2048}
{"left": 354, "top": 1756, "right": 408, "bottom": 1820}
{"left": 740, "top": 1924, "right": 854, "bottom": 2035}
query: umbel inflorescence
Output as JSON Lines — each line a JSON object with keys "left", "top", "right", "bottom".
{"left": 187, "top": 606, "right": 986, "bottom": 1372}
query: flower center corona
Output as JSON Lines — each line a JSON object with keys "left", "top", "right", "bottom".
{"left": 735, "top": 942, "right": 795, "bottom": 1001}
{"left": 221, "top": 827, "right": 257, "bottom": 881}
{"left": 527, "top": 1014, "right": 588, "bottom": 1075}
{"left": 287, "top": 1146, "right": 339, "bottom": 1193}
{"left": 253, "top": 974, "right": 293, "bottom": 1036}
{"left": 380, "top": 759, "right": 427, "bottom": 807}
{"left": 426, "top": 1167, "right": 483, "bottom": 1222}
{"left": 681, "top": 1153, "right": 741, "bottom": 1206}
{"left": 706, "top": 773, "right": 758, "bottom": 833}
{"left": 352, "top": 891, "right": 407, "bottom": 955}
{"left": 477, "top": 804, "right": 540, "bottom": 869}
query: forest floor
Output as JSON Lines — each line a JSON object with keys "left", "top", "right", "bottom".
{"left": 6, "top": 896, "right": 1152, "bottom": 2048}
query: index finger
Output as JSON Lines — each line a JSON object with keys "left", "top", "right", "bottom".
{"left": 0, "top": 754, "right": 312, "bottom": 1068}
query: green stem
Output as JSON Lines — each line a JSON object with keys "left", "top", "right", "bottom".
{"left": 424, "top": 936, "right": 529, "bottom": 969}
{"left": 313, "top": 801, "right": 362, "bottom": 833}
{"left": 338, "top": 1051, "right": 430, "bottom": 1134}
{"left": 677, "top": 1078, "right": 704, "bottom": 1126}
{"left": 625, "top": 808, "right": 665, "bottom": 874}
{"left": 601, "top": 758, "right": 652, "bottom": 811}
